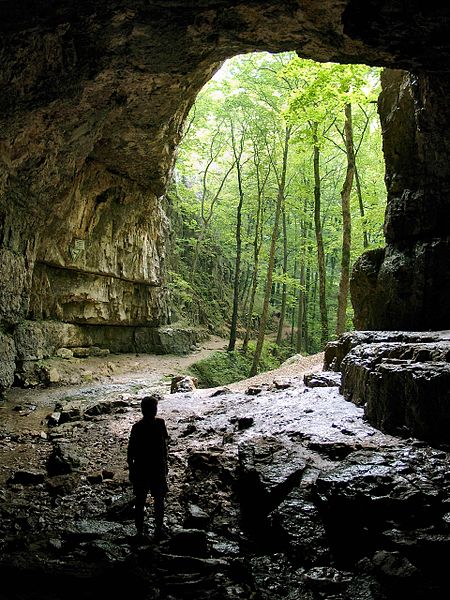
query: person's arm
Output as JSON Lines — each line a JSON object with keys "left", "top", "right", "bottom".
{"left": 162, "top": 420, "right": 169, "bottom": 475}
{"left": 127, "top": 426, "right": 136, "bottom": 479}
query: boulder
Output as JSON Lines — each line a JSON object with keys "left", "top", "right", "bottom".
{"left": 269, "top": 488, "right": 330, "bottom": 567}
{"left": 237, "top": 417, "right": 254, "bottom": 431}
{"left": 163, "top": 528, "right": 209, "bottom": 558}
{"left": 304, "top": 371, "right": 342, "bottom": 388}
{"left": 72, "top": 347, "right": 90, "bottom": 358}
{"left": 56, "top": 347, "right": 74, "bottom": 359}
{"left": 323, "top": 331, "right": 450, "bottom": 444}
{"left": 47, "top": 442, "right": 85, "bottom": 475}
{"left": 315, "top": 447, "right": 448, "bottom": 561}
{"left": 8, "top": 470, "right": 45, "bottom": 485}
{"left": 324, "top": 330, "right": 450, "bottom": 372}
{"left": 238, "top": 436, "right": 307, "bottom": 524}
{"left": 171, "top": 375, "right": 197, "bottom": 393}
{"left": 184, "top": 504, "right": 211, "bottom": 530}
{"left": 363, "top": 360, "right": 450, "bottom": 443}
{"left": 304, "top": 566, "right": 353, "bottom": 594}
{"left": 46, "top": 473, "right": 81, "bottom": 496}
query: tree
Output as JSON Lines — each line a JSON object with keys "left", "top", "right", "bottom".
{"left": 284, "top": 58, "right": 380, "bottom": 343}
{"left": 242, "top": 142, "right": 270, "bottom": 354}
{"left": 250, "top": 125, "right": 291, "bottom": 376}
{"left": 228, "top": 119, "right": 247, "bottom": 351}
{"left": 335, "top": 102, "right": 355, "bottom": 336}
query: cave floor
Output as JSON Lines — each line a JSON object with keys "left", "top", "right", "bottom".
{"left": 0, "top": 345, "right": 449, "bottom": 600}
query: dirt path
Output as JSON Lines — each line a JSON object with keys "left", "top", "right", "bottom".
{"left": 226, "top": 352, "right": 324, "bottom": 392}
{"left": 106, "top": 335, "right": 228, "bottom": 384}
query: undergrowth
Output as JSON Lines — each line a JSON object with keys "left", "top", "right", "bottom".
{"left": 188, "top": 341, "right": 293, "bottom": 388}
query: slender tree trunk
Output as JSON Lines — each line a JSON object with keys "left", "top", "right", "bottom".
{"left": 296, "top": 261, "right": 305, "bottom": 353}
{"left": 228, "top": 129, "right": 246, "bottom": 352}
{"left": 312, "top": 123, "right": 329, "bottom": 348}
{"left": 276, "top": 205, "right": 288, "bottom": 345}
{"left": 290, "top": 257, "right": 298, "bottom": 348}
{"left": 242, "top": 243, "right": 260, "bottom": 355}
{"left": 270, "top": 255, "right": 278, "bottom": 306}
{"left": 227, "top": 190, "right": 244, "bottom": 351}
{"left": 304, "top": 201, "right": 313, "bottom": 353}
{"left": 310, "top": 270, "right": 318, "bottom": 349}
{"left": 241, "top": 267, "right": 252, "bottom": 317}
{"left": 336, "top": 103, "right": 355, "bottom": 337}
{"left": 354, "top": 164, "right": 369, "bottom": 249}
{"left": 240, "top": 266, "right": 250, "bottom": 302}
{"left": 250, "top": 126, "right": 291, "bottom": 376}
{"left": 303, "top": 252, "right": 311, "bottom": 353}
{"left": 242, "top": 175, "right": 264, "bottom": 355}
{"left": 190, "top": 231, "right": 204, "bottom": 285}
{"left": 329, "top": 253, "right": 336, "bottom": 290}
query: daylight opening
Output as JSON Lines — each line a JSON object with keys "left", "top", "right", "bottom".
{"left": 168, "top": 52, "right": 384, "bottom": 386}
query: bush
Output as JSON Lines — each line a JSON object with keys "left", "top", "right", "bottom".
{"left": 188, "top": 341, "right": 290, "bottom": 388}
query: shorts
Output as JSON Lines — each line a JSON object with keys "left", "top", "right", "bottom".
{"left": 132, "top": 476, "right": 168, "bottom": 499}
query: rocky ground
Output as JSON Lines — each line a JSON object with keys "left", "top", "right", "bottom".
{"left": 0, "top": 341, "right": 449, "bottom": 600}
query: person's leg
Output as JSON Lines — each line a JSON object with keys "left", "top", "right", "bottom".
{"left": 154, "top": 494, "right": 165, "bottom": 532}
{"left": 134, "top": 486, "right": 148, "bottom": 535}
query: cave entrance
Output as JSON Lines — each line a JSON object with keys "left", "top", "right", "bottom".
{"left": 168, "top": 51, "right": 384, "bottom": 381}
{"left": 1, "top": 4, "right": 449, "bottom": 394}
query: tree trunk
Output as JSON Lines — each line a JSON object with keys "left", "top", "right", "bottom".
{"left": 242, "top": 156, "right": 265, "bottom": 355}
{"left": 270, "top": 255, "right": 278, "bottom": 306}
{"left": 290, "top": 257, "right": 298, "bottom": 348}
{"left": 228, "top": 127, "right": 246, "bottom": 352}
{"left": 296, "top": 261, "right": 305, "bottom": 353}
{"left": 313, "top": 123, "right": 329, "bottom": 349}
{"left": 336, "top": 103, "right": 355, "bottom": 337}
{"left": 355, "top": 164, "right": 369, "bottom": 249}
{"left": 276, "top": 205, "right": 288, "bottom": 345}
{"left": 304, "top": 202, "right": 313, "bottom": 353}
{"left": 250, "top": 126, "right": 291, "bottom": 376}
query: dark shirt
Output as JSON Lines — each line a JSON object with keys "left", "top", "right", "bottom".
{"left": 127, "top": 417, "right": 169, "bottom": 483}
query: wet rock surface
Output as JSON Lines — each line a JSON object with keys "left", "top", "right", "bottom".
{"left": 0, "top": 357, "right": 449, "bottom": 599}
{"left": 325, "top": 330, "right": 450, "bottom": 445}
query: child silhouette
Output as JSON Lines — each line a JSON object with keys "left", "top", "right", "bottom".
{"left": 127, "top": 394, "right": 168, "bottom": 538}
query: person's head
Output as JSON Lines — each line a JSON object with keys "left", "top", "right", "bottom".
{"left": 141, "top": 394, "right": 161, "bottom": 418}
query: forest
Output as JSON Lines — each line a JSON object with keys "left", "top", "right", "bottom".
{"left": 167, "top": 52, "right": 385, "bottom": 383}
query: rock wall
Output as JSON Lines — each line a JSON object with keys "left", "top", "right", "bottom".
{"left": 2, "top": 1, "right": 450, "bottom": 387}
{"left": 324, "top": 330, "right": 450, "bottom": 445}
{"left": 351, "top": 70, "right": 450, "bottom": 330}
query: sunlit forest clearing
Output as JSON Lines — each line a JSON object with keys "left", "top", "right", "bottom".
{"left": 168, "top": 52, "right": 385, "bottom": 385}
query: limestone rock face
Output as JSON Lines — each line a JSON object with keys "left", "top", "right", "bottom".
{"left": 2, "top": 2, "right": 450, "bottom": 384}
{"left": 351, "top": 70, "right": 450, "bottom": 330}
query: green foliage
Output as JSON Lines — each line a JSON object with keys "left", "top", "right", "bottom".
{"left": 188, "top": 341, "right": 285, "bottom": 388}
{"left": 169, "top": 51, "right": 386, "bottom": 356}
{"left": 167, "top": 271, "right": 194, "bottom": 306}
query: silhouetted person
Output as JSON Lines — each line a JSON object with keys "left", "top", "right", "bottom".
{"left": 127, "top": 394, "right": 168, "bottom": 538}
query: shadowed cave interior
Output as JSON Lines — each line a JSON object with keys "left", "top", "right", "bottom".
{"left": 0, "top": 2, "right": 449, "bottom": 599}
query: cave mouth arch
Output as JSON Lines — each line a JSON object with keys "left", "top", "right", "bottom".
{"left": 1, "top": 2, "right": 449, "bottom": 391}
